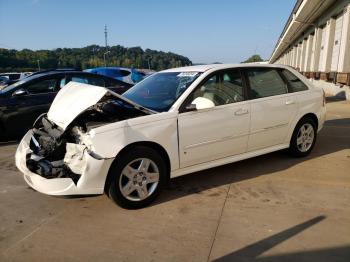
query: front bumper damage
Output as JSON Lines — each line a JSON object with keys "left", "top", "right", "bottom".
{"left": 14, "top": 82, "right": 152, "bottom": 196}
{"left": 15, "top": 130, "right": 114, "bottom": 195}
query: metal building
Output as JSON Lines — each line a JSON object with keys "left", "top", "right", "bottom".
{"left": 270, "top": 0, "right": 350, "bottom": 99}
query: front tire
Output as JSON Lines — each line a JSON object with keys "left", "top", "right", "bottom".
{"left": 288, "top": 117, "right": 317, "bottom": 157}
{"left": 107, "top": 146, "right": 166, "bottom": 209}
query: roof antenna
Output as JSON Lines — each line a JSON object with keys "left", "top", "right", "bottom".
{"left": 104, "top": 25, "right": 108, "bottom": 48}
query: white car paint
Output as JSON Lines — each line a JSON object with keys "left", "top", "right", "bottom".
{"left": 15, "top": 64, "right": 326, "bottom": 196}
{"left": 178, "top": 100, "right": 250, "bottom": 167}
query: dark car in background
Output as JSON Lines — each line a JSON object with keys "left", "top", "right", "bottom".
{"left": 0, "top": 70, "right": 133, "bottom": 139}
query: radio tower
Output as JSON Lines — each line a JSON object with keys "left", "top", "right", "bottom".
{"left": 104, "top": 25, "right": 108, "bottom": 48}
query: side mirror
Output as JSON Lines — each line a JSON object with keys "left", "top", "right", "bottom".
{"left": 185, "top": 97, "right": 215, "bottom": 111}
{"left": 12, "top": 88, "right": 28, "bottom": 97}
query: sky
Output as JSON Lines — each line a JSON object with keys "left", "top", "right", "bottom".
{"left": 0, "top": 0, "right": 295, "bottom": 63}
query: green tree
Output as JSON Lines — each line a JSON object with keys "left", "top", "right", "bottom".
{"left": 242, "top": 54, "right": 264, "bottom": 63}
{"left": 0, "top": 45, "right": 192, "bottom": 72}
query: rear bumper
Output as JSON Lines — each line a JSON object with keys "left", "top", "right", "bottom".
{"left": 318, "top": 106, "right": 326, "bottom": 132}
{"left": 15, "top": 130, "right": 114, "bottom": 196}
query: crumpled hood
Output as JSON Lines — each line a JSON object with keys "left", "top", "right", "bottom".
{"left": 47, "top": 82, "right": 153, "bottom": 130}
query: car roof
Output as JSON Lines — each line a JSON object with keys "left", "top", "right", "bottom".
{"left": 162, "top": 63, "right": 292, "bottom": 73}
{"left": 29, "top": 70, "right": 85, "bottom": 78}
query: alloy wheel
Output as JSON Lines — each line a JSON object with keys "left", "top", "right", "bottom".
{"left": 118, "top": 158, "right": 160, "bottom": 201}
{"left": 296, "top": 123, "right": 314, "bottom": 152}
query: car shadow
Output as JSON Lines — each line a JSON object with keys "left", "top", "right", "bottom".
{"left": 152, "top": 117, "right": 350, "bottom": 206}
{"left": 211, "top": 215, "right": 350, "bottom": 262}
{"left": 326, "top": 92, "right": 347, "bottom": 103}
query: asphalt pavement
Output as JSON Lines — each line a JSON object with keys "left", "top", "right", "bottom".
{"left": 0, "top": 100, "right": 349, "bottom": 262}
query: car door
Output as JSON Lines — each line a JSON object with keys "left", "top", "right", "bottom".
{"left": 178, "top": 69, "right": 250, "bottom": 168}
{"left": 5, "top": 76, "right": 61, "bottom": 135}
{"left": 243, "top": 67, "right": 299, "bottom": 151}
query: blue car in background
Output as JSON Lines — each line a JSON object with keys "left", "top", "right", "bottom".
{"left": 84, "top": 67, "right": 148, "bottom": 85}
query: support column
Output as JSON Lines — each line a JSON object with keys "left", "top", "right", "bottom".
{"left": 338, "top": 5, "right": 350, "bottom": 73}
{"left": 293, "top": 45, "right": 298, "bottom": 68}
{"left": 310, "top": 28, "right": 322, "bottom": 72}
{"left": 296, "top": 43, "right": 302, "bottom": 70}
{"left": 320, "top": 18, "right": 336, "bottom": 72}
{"left": 300, "top": 38, "right": 307, "bottom": 72}
{"left": 304, "top": 34, "right": 314, "bottom": 72}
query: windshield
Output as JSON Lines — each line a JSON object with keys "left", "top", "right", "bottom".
{"left": 122, "top": 72, "right": 201, "bottom": 112}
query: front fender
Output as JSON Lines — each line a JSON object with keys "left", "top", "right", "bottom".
{"left": 89, "top": 113, "right": 179, "bottom": 171}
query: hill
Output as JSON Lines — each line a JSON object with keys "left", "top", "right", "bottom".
{"left": 0, "top": 45, "right": 192, "bottom": 72}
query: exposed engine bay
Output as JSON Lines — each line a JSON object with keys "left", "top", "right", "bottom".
{"left": 26, "top": 94, "right": 148, "bottom": 183}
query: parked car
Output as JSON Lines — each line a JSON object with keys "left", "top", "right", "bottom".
{"left": 15, "top": 64, "right": 326, "bottom": 209}
{"left": 0, "top": 70, "right": 132, "bottom": 138}
{"left": 84, "top": 67, "right": 147, "bottom": 84}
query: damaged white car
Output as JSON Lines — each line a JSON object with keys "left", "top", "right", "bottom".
{"left": 16, "top": 64, "right": 326, "bottom": 208}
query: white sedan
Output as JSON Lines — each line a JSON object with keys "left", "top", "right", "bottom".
{"left": 16, "top": 64, "right": 326, "bottom": 209}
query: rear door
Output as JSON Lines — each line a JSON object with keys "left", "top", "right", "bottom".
{"left": 243, "top": 67, "right": 298, "bottom": 151}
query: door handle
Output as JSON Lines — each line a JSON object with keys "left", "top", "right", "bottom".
{"left": 234, "top": 108, "right": 249, "bottom": 116}
{"left": 285, "top": 100, "right": 295, "bottom": 105}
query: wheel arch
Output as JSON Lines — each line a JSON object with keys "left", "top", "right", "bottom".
{"left": 104, "top": 141, "right": 171, "bottom": 192}
{"left": 298, "top": 113, "right": 319, "bottom": 129}
{"left": 287, "top": 112, "right": 319, "bottom": 145}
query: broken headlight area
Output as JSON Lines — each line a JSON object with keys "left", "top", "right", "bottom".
{"left": 27, "top": 115, "right": 89, "bottom": 183}
{"left": 26, "top": 96, "right": 147, "bottom": 183}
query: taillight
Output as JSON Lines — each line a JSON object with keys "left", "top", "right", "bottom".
{"left": 322, "top": 89, "right": 326, "bottom": 106}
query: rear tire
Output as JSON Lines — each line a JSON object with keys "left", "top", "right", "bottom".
{"left": 288, "top": 117, "right": 317, "bottom": 157}
{"left": 107, "top": 146, "right": 166, "bottom": 209}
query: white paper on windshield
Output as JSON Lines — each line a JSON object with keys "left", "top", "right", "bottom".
{"left": 177, "top": 72, "right": 199, "bottom": 77}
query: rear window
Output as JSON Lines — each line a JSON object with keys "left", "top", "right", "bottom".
{"left": 281, "top": 69, "right": 308, "bottom": 92}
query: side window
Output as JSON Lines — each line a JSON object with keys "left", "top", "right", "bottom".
{"left": 246, "top": 68, "right": 287, "bottom": 99}
{"left": 60, "top": 78, "right": 66, "bottom": 88}
{"left": 222, "top": 70, "right": 244, "bottom": 103}
{"left": 87, "top": 76, "right": 105, "bottom": 87}
{"left": 191, "top": 74, "right": 222, "bottom": 106}
{"left": 281, "top": 69, "right": 308, "bottom": 92}
{"left": 70, "top": 76, "right": 88, "bottom": 84}
{"left": 105, "top": 78, "right": 125, "bottom": 88}
{"left": 190, "top": 71, "right": 245, "bottom": 107}
{"left": 119, "top": 70, "right": 131, "bottom": 77}
{"left": 70, "top": 76, "right": 105, "bottom": 87}
{"left": 25, "top": 79, "right": 57, "bottom": 94}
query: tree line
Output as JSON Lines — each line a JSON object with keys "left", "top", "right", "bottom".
{"left": 0, "top": 45, "right": 192, "bottom": 72}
